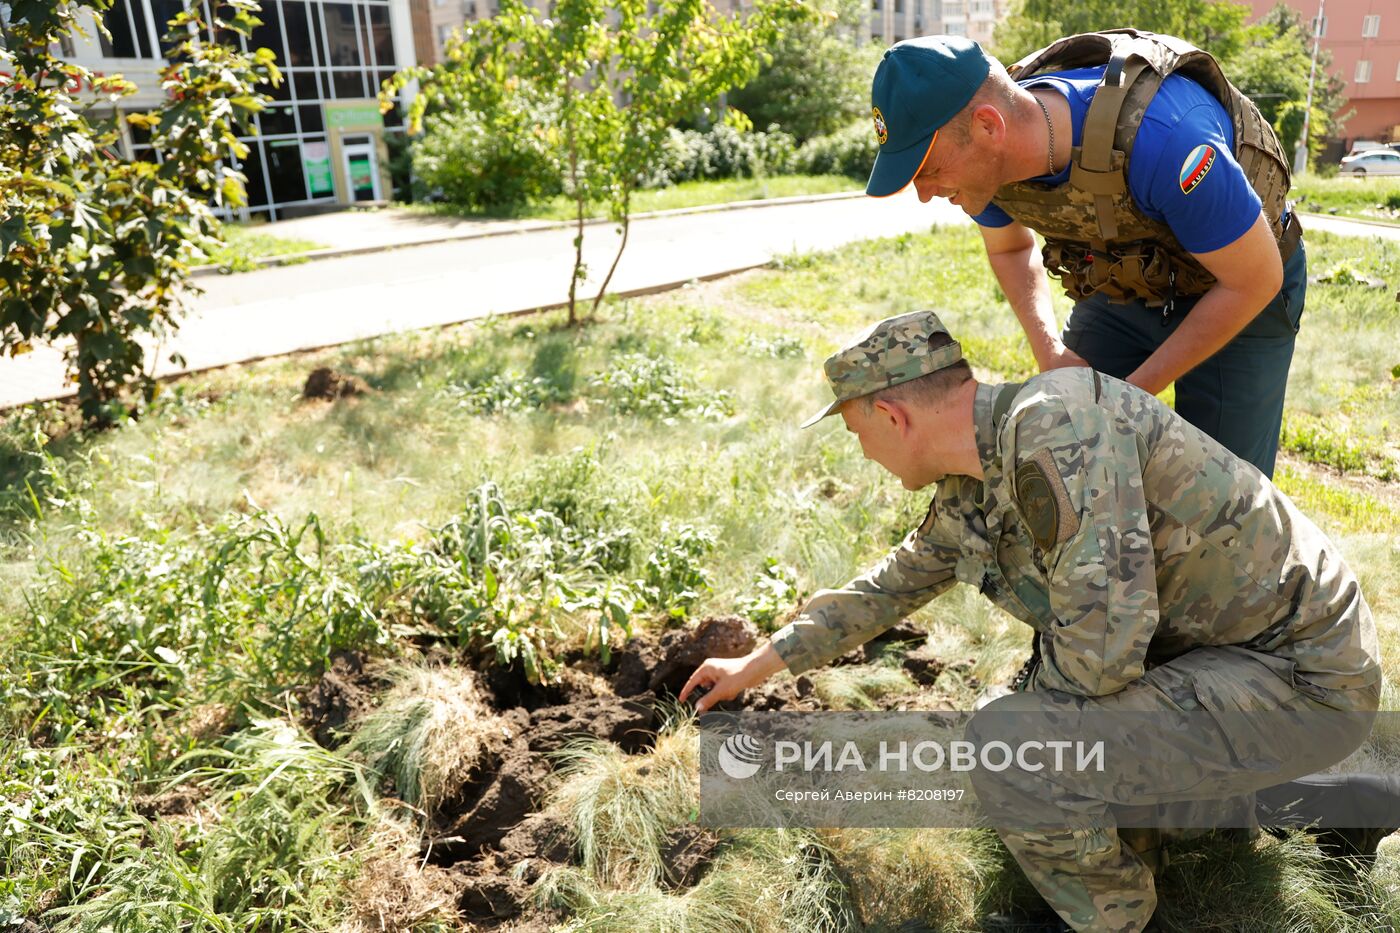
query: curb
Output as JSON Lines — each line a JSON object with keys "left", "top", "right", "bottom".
{"left": 1298, "top": 210, "right": 1400, "bottom": 232}
{"left": 192, "top": 189, "right": 866, "bottom": 278}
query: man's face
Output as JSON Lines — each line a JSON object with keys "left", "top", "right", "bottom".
{"left": 910, "top": 117, "right": 1005, "bottom": 214}
{"left": 839, "top": 399, "right": 935, "bottom": 490}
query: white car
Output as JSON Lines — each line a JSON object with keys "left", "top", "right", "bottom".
{"left": 1339, "top": 149, "right": 1400, "bottom": 175}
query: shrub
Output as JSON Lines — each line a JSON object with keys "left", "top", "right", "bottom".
{"left": 793, "top": 121, "right": 877, "bottom": 181}
{"left": 646, "top": 125, "right": 797, "bottom": 188}
{"left": 412, "top": 105, "right": 562, "bottom": 214}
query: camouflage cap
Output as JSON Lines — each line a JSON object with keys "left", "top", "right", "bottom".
{"left": 801, "top": 310, "right": 963, "bottom": 428}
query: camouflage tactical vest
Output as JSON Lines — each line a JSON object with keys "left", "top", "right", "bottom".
{"left": 992, "top": 29, "right": 1301, "bottom": 307}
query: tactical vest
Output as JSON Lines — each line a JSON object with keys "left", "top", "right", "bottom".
{"left": 992, "top": 29, "right": 1302, "bottom": 307}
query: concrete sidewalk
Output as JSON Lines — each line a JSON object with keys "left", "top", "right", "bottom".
{"left": 2, "top": 197, "right": 1396, "bottom": 411}
{"left": 213, "top": 190, "right": 870, "bottom": 266}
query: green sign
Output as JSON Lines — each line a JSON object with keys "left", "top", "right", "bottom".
{"left": 302, "top": 141, "right": 333, "bottom": 196}
{"left": 348, "top": 154, "right": 374, "bottom": 192}
{"left": 324, "top": 100, "right": 383, "bottom": 131}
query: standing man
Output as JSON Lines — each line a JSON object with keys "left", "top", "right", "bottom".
{"left": 681, "top": 310, "right": 1384, "bottom": 933}
{"left": 866, "top": 31, "right": 1305, "bottom": 476}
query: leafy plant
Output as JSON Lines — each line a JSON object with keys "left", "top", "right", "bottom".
{"left": 0, "top": 1, "right": 278, "bottom": 424}
{"left": 736, "top": 558, "right": 800, "bottom": 629}
{"left": 445, "top": 369, "right": 574, "bottom": 414}
{"left": 639, "top": 523, "right": 716, "bottom": 620}
{"left": 590, "top": 353, "right": 734, "bottom": 421}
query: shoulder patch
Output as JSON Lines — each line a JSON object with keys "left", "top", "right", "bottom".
{"left": 1178, "top": 144, "right": 1215, "bottom": 195}
{"left": 1014, "top": 447, "right": 1080, "bottom": 551}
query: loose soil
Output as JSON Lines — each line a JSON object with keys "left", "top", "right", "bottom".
{"left": 290, "top": 616, "right": 971, "bottom": 930}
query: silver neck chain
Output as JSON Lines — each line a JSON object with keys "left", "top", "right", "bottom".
{"left": 1034, "top": 93, "right": 1056, "bottom": 176}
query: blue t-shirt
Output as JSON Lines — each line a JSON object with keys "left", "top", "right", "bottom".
{"left": 973, "top": 67, "right": 1262, "bottom": 254}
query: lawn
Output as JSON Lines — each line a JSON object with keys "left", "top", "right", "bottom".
{"left": 0, "top": 222, "right": 1397, "bottom": 930}
{"left": 1293, "top": 172, "right": 1400, "bottom": 226}
{"left": 195, "top": 223, "right": 328, "bottom": 273}
{"left": 402, "top": 173, "right": 863, "bottom": 223}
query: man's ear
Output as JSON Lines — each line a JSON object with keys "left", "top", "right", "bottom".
{"left": 970, "top": 102, "right": 1005, "bottom": 145}
{"left": 871, "top": 398, "right": 911, "bottom": 434}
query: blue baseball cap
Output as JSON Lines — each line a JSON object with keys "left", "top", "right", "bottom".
{"left": 867, "top": 36, "right": 992, "bottom": 198}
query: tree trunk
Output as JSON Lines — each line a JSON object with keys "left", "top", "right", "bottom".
{"left": 565, "top": 93, "right": 585, "bottom": 327}
{"left": 591, "top": 187, "right": 632, "bottom": 318}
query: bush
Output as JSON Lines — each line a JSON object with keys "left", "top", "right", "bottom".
{"left": 646, "top": 124, "right": 797, "bottom": 188}
{"left": 412, "top": 105, "right": 562, "bottom": 214}
{"left": 793, "top": 121, "right": 877, "bottom": 181}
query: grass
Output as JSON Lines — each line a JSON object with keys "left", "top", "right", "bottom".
{"left": 345, "top": 664, "right": 501, "bottom": 816}
{"left": 1293, "top": 172, "right": 1400, "bottom": 226}
{"left": 401, "top": 173, "right": 861, "bottom": 223}
{"left": 0, "top": 217, "right": 1397, "bottom": 929}
{"left": 197, "top": 223, "right": 327, "bottom": 273}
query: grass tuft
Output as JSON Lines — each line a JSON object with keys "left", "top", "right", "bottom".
{"left": 345, "top": 663, "right": 502, "bottom": 816}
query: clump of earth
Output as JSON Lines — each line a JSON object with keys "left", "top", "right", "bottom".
{"left": 302, "top": 366, "right": 370, "bottom": 400}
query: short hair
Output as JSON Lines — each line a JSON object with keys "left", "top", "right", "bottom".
{"left": 860, "top": 332, "right": 973, "bottom": 413}
{"left": 946, "top": 64, "right": 1018, "bottom": 144}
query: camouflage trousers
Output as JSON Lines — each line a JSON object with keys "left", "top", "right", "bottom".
{"left": 965, "top": 645, "right": 1380, "bottom": 933}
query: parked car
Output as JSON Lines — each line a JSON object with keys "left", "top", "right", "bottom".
{"left": 1339, "top": 149, "right": 1400, "bottom": 175}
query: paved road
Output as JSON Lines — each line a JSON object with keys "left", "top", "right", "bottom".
{"left": 2, "top": 199, "right": 1395, "bottom": 409}
{"left": 0, "top": 191, "right": 962, "bottom": 408}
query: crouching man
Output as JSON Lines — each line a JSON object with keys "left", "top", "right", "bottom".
{"left": 680, "top": 310, "right": 1384, "bottom": 932}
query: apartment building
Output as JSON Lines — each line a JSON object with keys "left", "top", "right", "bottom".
{"left": 868, "top": 0, "right": 1006, "bottom": 47}
{"left": 69, "top": 0, "right": 418, "bottom": 221}
{"left": 1246, "top": 0, "right": 1400, "bottom": 145}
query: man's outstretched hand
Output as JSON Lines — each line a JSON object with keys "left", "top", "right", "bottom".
{"left": 679, "top": 642, "right": 787, "bottom": 713}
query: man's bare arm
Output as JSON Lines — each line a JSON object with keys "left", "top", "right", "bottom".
{"left": 1126, "top": 211, "right": 1284, "bottom": 396}
{"left": 980, "top": 220, "right": 1087, "bottom": 372}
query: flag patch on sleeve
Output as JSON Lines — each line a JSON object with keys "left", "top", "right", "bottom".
{"left": 1178, "top": 144, "right": 1216, "bottom": 195}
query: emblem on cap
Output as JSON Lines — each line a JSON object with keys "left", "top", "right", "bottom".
{"left": 872, "top": 106, "right": 888, "bottom": 146}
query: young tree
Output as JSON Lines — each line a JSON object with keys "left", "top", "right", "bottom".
{"left": 991, "top": 0, "right": 1252, "bottom": 64}
{"left": 1228, "top": 3, "right": 1348, "bottom": 166}
{"left": 0, "top": 1, "right": 277, "bottom": 424}
{"left": 388, "top": 0, "right": 814, "bottom": 325}
{"left": 727, "top": 0, "right": 881, "bottom": 143}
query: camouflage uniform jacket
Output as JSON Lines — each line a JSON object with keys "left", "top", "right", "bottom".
{"left": 770, "top": 370, "right": 1381, "bottom": 698}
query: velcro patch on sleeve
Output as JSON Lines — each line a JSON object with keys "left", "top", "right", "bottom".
{"left": 1014, "top": 447, "right": 1080, "bottom": 552}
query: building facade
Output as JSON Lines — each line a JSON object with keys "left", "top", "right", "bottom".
{"left": 71, "top": 0, "right": 418, "bottom": 221}
{"left": 867, "top": 0, "right": 1006, "bottom": 47}
{"left": 1246, "top": 0, "right": 1400, "bottom": 145}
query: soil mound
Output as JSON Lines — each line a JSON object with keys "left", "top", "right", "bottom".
{"left": 303, "top": 367, "right": 370, "bottom": 400}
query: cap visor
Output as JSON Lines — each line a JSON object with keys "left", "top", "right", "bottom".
{"left": 866, "top": 131, "right": 937, "bottom": 198}
{"left": 800, "top": 398, "right": 844, "bottom": 429}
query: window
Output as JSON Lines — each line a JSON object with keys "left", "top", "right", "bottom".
{"left": 282, "top": 2, "right": 318, "bottom": 66}
{"left": 1355, "top": 59, "right": 1372, "bottom": 83}
{"left": 946, "top": 20, "right": 966, "bottom": 35}
{"left": 871, "top": 0, "right": 880, "bottom": 10}
{"left": 1362, "top": 15, "right": 1380, "bottom": 38}
{"left": 437, "top": 24, "right": 451, "bottom": 49}
{"left": 323, "top": 3, "right": 362, "bottom": 67}
{"left": 101, "top": 1, "right": 156, "bottom": 58}
{"left": 894, "top": 0, "right": 902, "bottom": 12}
{"left": 367, "top": 6, "right": 394, "bottom": 66}
{"left": 249, "top": 1, "right": 286, "bottom": 63}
